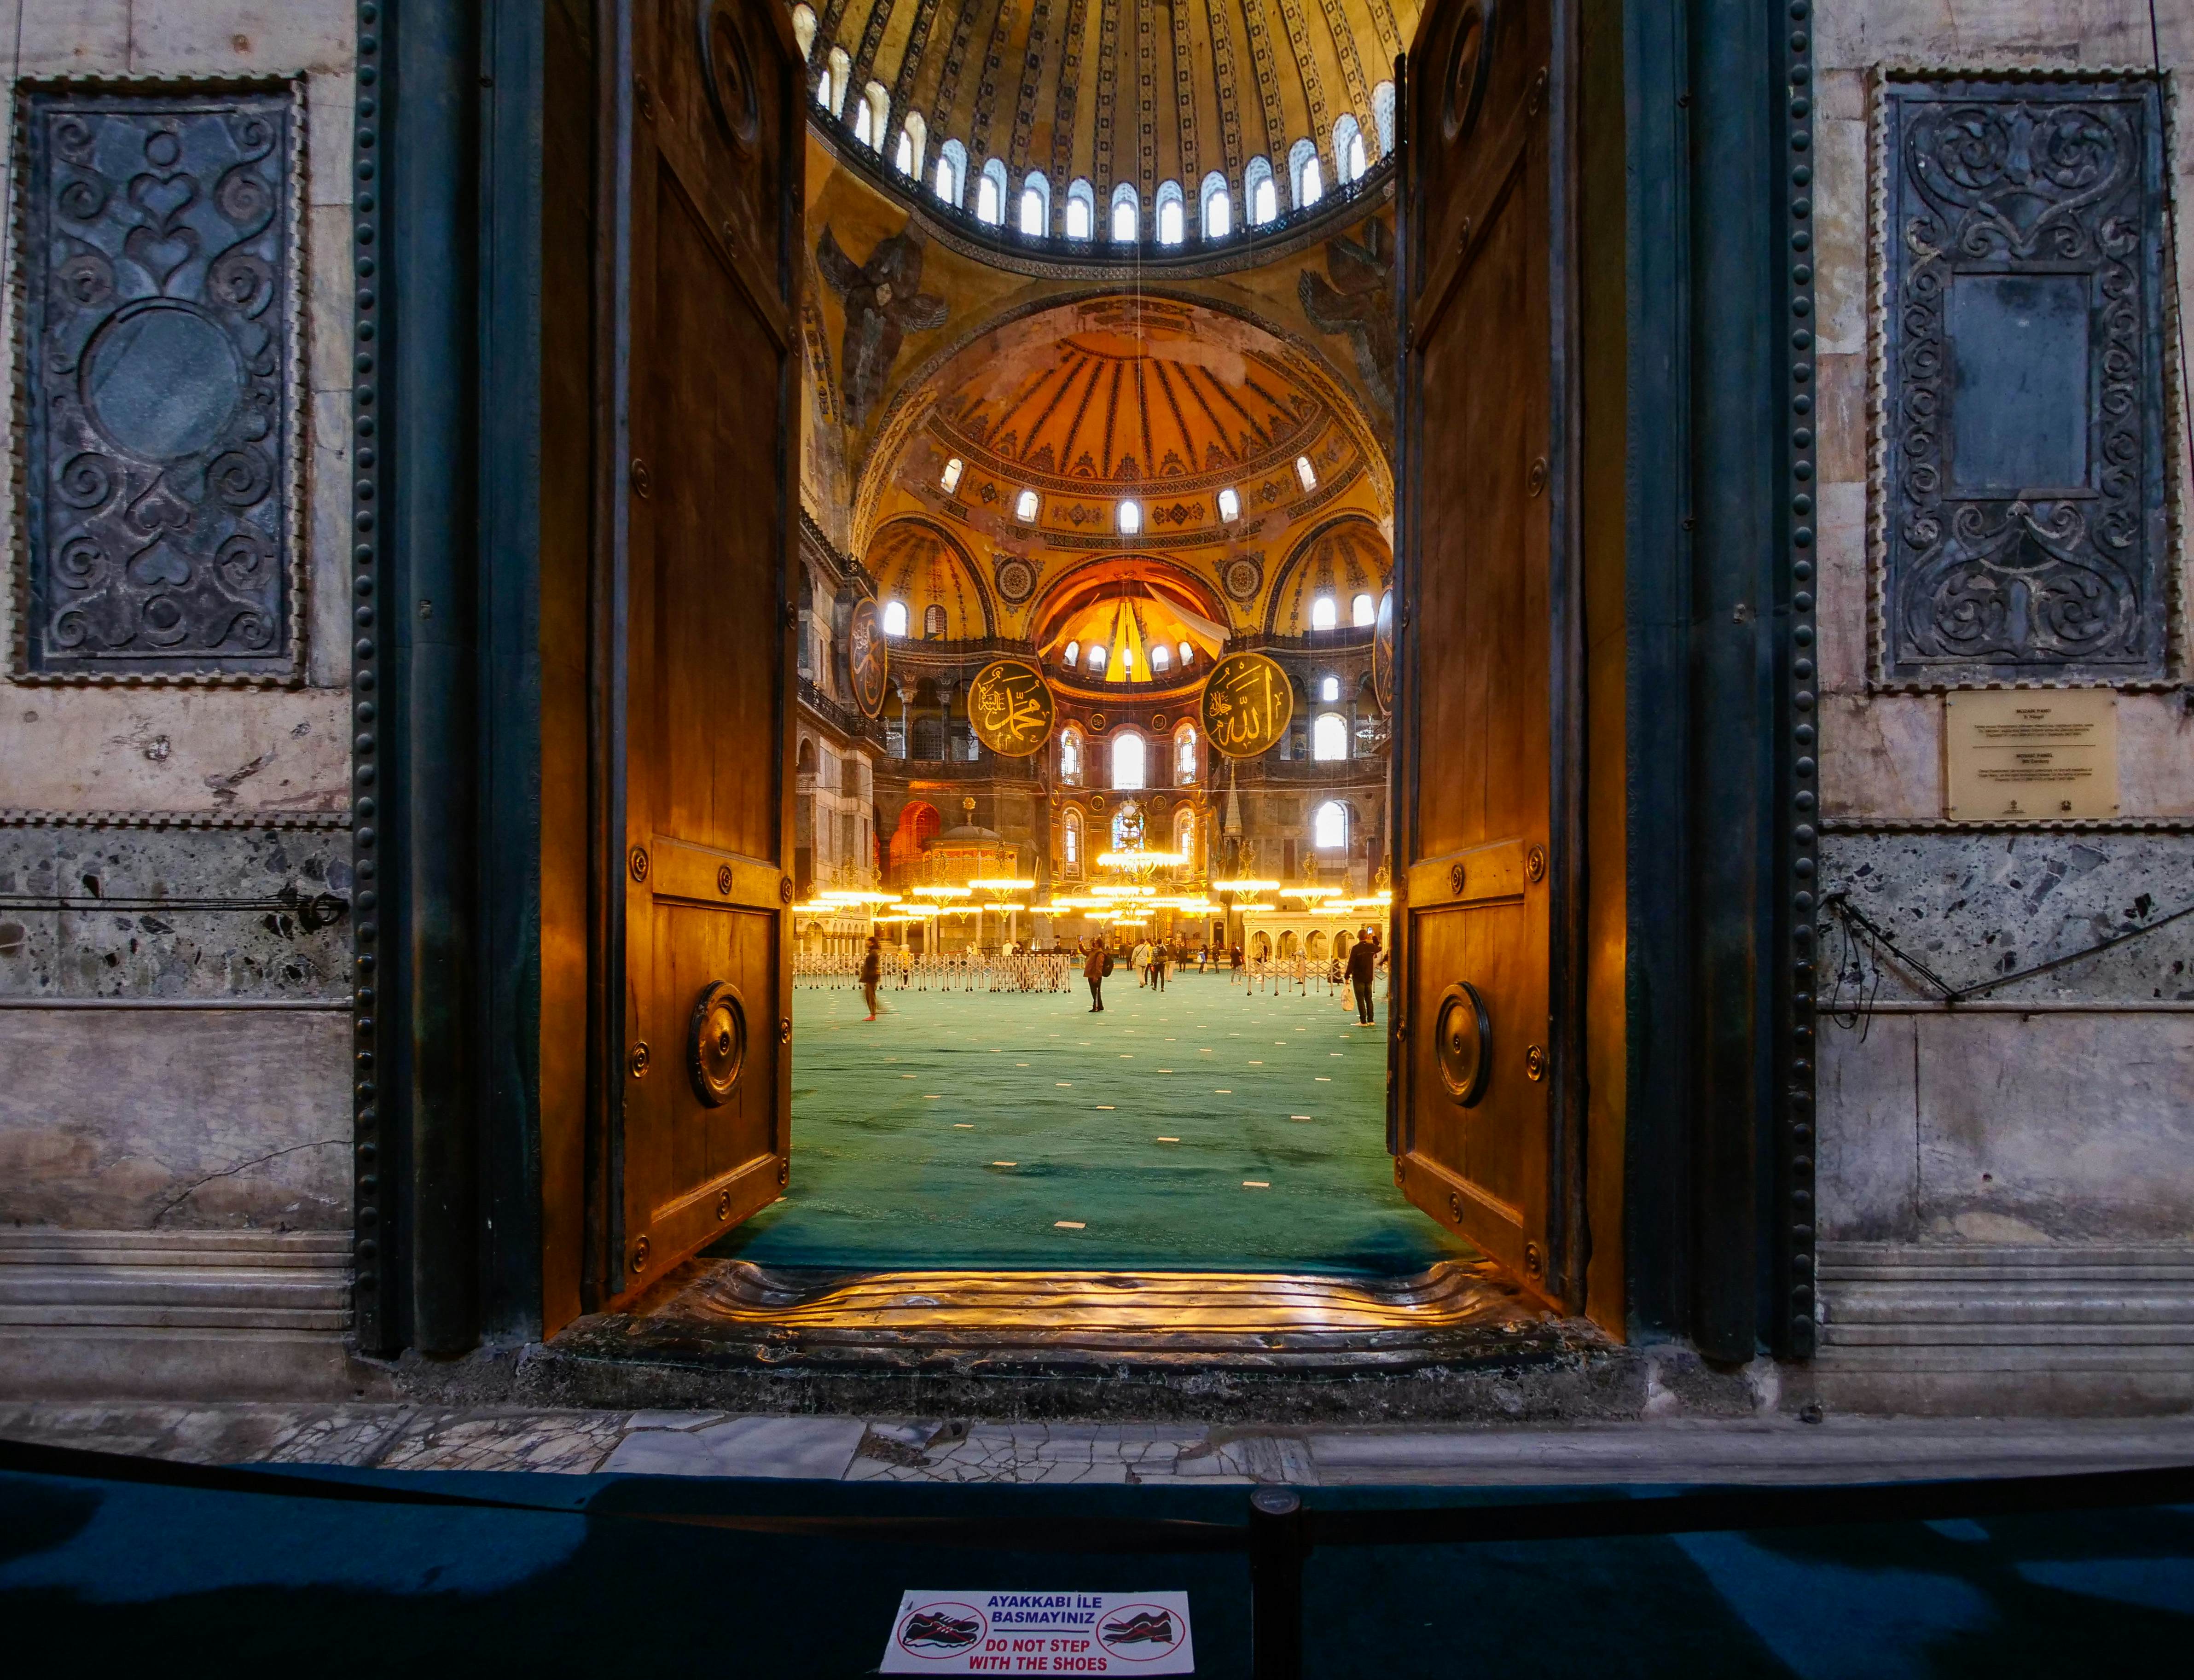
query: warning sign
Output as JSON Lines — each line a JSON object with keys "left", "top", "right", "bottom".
{"left": 881, "top": 1590, "right": 1196, "bottom": 1674}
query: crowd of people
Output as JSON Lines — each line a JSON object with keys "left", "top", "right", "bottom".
{"left": 817, "top": 928, "right": 1391, "bottom": 1024}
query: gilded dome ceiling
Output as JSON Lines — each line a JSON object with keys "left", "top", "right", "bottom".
{"left": 1267, "top": 514, "right": 1388, "bottom": 633}
{"left": 866, "top": 517, "right": 994, "bottom": 640}
{"left": 792, "top": 1, "right": 1418, "bottom": 215}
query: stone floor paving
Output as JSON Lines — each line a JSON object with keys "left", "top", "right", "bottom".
{"left": 5, "top": 1401, "right": 2193, "bottom": 1486}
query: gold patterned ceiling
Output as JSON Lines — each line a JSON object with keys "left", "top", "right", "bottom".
{"left": 793, "top": 0, "right": 1419, "bottom": 205}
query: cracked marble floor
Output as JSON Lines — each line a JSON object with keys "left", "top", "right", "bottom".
{"left": 4, "top": 1403, "right": 2192, "bottom": 1487}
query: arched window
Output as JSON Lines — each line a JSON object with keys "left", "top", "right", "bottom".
{"left": 1063, "top": 809, "right": 1083, "bottom": 872}
{"left": 1118, "top": 500, "right": 1142, "bottom": 535}
{"left": 1310, "top": 593, "right": 1337, "bottom": 630}
{"left": 1333, "top": 115, "right": 1366, "bottom": 184}
{"left": 1149, "top": 643, "right": 1170, "bottom": 672}
{"left": 824, "top": 48, "right": 851, "bottom": 117}
{"left": 975, "top": 158, "right": 1009, "bottom": 225}
{"left": 1372, "top": 82, "right": 1396, "bottom": 155}
{"left": 934, "top": 139, "right": 968, "bottom": 207}
{"left": 923, "top": 602, "right": 946, "bottom": 639}
{"left": 1059, "top": 726, "right": 1084, "bottom": 785}
{"left": 1155, "top": 181, "right": 1184, "bottom": 244}
{"left": 1313, "top": 713, "right": 1348, "bottom": 762}
{"left": 1352, "top": 592, "right": 1376, "bottom": 627}
{"left": 1217, "top": 486, "right": 1240, "bottom": 522}
{"left": 1118, "top": 644, "right": 1135, "bottom": 674}
{"left": 1015, "top": 488, "right": 1039, "bottom": 523}
{"left": 791, "top": 5, "right": 817, "bottom": 60}
{"left": 882, "top": 599, "right": 908, "bottom": 637}
{"left": 796, "top": 736, "right": 818, "bottom": 774}
{"left": 814, "top": 63, "right": 834, "bottom": 112}
{"left": 1314, "top": 800, "right": 1348, "bottom": 849}
{"left": 1319, "top": 674, "right": 1340, "bottom": 703}
{"left": 1174, "top": 807, "right": 1196, "bottom": 861}
{"left": 1178, "top": 640, "right": 1193, "bottom": 667}
{"left": 854, "top": 81, "right": 888, "bottom": 149}
{"left": 1111, "top": 732, "right": 1147, "bottom": 791}
{"left": 1295, "top": 454, "right": 1318, "bottom": 491}
{"left": 939, "top": 455, "right": 964, "bottom": 492}
{"left": 1062, "top": 639, "right": 1080, "bottom": 667}
{"left": 1065, "top": 178, "right": 1096, "bottom": 239}
{"left": 1200, "top": 171, "right": 1231, "bottom": 238}
{"left": 1174, "top": 722, "right": 1198, "bottom": 784}
{"left": 1110, "top": 183, "right": 1139, "bottom": 242}
{"left": 1245, "top": 156, "right": 1278, "bottom": 225}
{"left": 1289, "top": 138, "right": 1322, "bottom": 208}
{"left": 1019, "top": 170, "right": 1051, "bottom": 236}
{"left": 895, "top": 111, "right": 927, "bottom": 177}
{"left": 1088, "top": 643, "right": 1108, "bottom": 673}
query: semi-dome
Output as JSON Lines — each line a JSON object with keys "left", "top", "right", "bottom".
{"left": 790, "top": 1, "right": 1414, "bottom": 240}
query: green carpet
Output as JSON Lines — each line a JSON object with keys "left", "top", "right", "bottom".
{"left": 705, "top": 970, "right": 1477, "bottom": 1275}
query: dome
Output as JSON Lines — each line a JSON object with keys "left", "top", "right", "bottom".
{"left": 1267, "top": 516, "right": 1390, "bottom": 634}
{"left": 791, "top": 1, "right": 1411, "bottom": 228}
{"left": 867, "top": 517, "right": 993, "bottom": 640}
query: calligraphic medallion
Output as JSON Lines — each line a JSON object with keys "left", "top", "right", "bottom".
{"left": 966, "top": 657, "right": 1056, "bottom": 757}
{"left": 1199, "top": 651, "right": 1293, "bottom": 758}
{"left": 847, "top": 598, "right": 888, "bottom": 718}
{"left": 1371, "top": 588, "right": 1395, "bottom": 715}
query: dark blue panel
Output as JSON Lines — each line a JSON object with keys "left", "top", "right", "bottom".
{"left": 1947, "top": 272, "right": 2090, "bottom": 493}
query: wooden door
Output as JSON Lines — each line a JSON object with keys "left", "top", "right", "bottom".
{"left": 1393, "top": 0, "right": 1578, "bottom": 1304}
{"left": 604, "top": 0, "right": 802, "bottom": 1305}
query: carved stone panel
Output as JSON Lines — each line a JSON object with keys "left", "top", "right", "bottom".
{"left": 12, "top": 83, "right": 303, "bottom": 682}
{"left": 1872, "top": 72, "right": 2173, "bottom": 686}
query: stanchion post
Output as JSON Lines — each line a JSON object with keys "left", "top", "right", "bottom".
{"left": 1248, "top": 1487, "right": 1306, "bottom": 1680}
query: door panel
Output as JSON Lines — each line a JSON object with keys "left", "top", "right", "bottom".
{"left": 1395, "top": 0, "right": 1569, "bottom": 1301}
{"left": 606, "top": 0, "right": 801, "bottom": 1306}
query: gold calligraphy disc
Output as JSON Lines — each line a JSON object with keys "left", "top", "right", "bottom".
{"left": 847, "top": 598, "right": 889, "bottom": 719}
{"left": 1199, "top": 651, "right": 1293, "bottom": 758}
{"left": 966, "top": 657, "right": 1056, "bottom": 757}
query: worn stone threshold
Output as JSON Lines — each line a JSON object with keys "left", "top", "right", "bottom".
{"left": 429, "top": 1258, "right": 1684, "bottom": 1424}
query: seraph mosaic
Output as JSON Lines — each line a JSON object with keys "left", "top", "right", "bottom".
{"left": 1874, "top": 73, "right": 2172, "bottom": 685}
{"left": 12, "top": 85, "right": 302, "bottom": 680}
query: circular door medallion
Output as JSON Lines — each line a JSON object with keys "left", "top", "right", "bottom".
{"left": 1434, "top": 981, "right": 1492, "bottom": 1106}
{"left": 1442, "top": 1, "right": 1496, "bottom": 147}
{"left": 697, "top": 0, "right": 761, "bottom": 150}
{"left": 1372, "top": 588, "right": 1396, "bottom": 715}
{"left": 689, "top": 979, "right": 748, "bottom": 1108}
{"left": 847, "top": 597, "right": 889, "bottom": 718}
{"left": 1200, "top": 651, "right": 1293, "bottom": 759}
{"left": 966, "top": 657, "right": 1056, "bottom": 757}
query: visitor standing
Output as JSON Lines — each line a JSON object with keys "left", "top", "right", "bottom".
{"left": 1150, "top": 939, "right": 1168, "bottom": 991}
{"left": 1230, "top": 942, "right": 1245, "bottom": 984}
{"left": 1085, "top": 936, "right": 1108, "bottom": 1012}
{"left": 1346, "top": 927, "right": 1378, "bottom": 1026}
{"left": 861, "top": 934, "right": 885, "bottom": 1020}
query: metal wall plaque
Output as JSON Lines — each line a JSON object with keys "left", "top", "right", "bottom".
{"left": 964, "top": 657, "right": 1054, "bottom": 756}
{"left": 11, "top": 82, "right": 304, "bottom": 682}
{"left": 1872, "top": 71, "right": 2172, "bottom": 686}
{"left": 1199, "top": 650, "right": 1293, "bottom": 757}
{"left": 1943, "top": 689, "right": 2119, "bottom": 821}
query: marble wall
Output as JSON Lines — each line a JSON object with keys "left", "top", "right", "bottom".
{"left": 0, "top": 2, "right": 358, "bottom": 1234}
{"left": 1813, "top": 0, "right": 2194, "bottom": 1253}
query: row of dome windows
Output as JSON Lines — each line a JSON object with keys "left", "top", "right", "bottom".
{"left": 793, "top": 11, "right": 1390, "bottom": 244}
{"left": 1058, "top": 800, "right": 1348, "bottom": 864}
{"left": 880, "top": 598, "right": 1376, "bottom": 646}
{"left": 938, "top": 455, "right": 1322, "bottom": 535}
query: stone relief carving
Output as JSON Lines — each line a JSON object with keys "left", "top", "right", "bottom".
{"left": 1299, "top": 216, "right": 1398, "bottom": 418}
{"left": 12, "top": 84, "right": 302, "bottom": 682}
{"left": 1874, "top": 73, "right": 2171, "bottom": 685}
{"left": 816, "top": 226, "right": 949, "bottom": 427}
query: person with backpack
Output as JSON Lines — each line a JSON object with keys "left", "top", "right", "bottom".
{"left": 1085, "top": 935, "right": 1109, "bottom": 1012}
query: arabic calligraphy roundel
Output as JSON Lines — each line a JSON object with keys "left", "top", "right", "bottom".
{"left": 966, "top": 657, "right": 1056, "bottom": 757}
{"left": 847, "top": 598, "right": 889, "bottom": 718}
{"left": 1371, "top": 588, "right": 1395, "bottom": 715}
{"left": 1199, "top": 651, "right": 1294, "bottom": 759}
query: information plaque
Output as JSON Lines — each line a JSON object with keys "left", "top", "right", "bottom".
{"left": 1943, "top": 690, "right": 2119, "bottom": 821}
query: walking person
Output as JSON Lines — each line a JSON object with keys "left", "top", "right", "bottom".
{"left": 1346, "top": 926, "right": 1378, "bottom": 1026}
{"left": 1085, "top": 936, "right": 1109, "bottom": 1012}
{"left": 1150, "top": 939, "right": 1168, "bottom": 992}
{"left": 861, "top": 933, "right": 886, "bottom": 1020}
